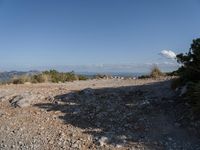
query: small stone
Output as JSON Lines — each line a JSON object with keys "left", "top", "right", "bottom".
{"left": 99, "top": 136, "right": 108, "bottom": 146}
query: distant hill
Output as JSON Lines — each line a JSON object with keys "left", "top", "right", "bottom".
{"left": 0, "top": 70, "right": 40, "bottom": 82}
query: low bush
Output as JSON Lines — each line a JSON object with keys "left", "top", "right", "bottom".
{"left": 30, "top": 74, "right": 49, "bottom": 83}
{"left": 12, "top": 75, "right": 30, "bottom": 84}
{"left": 137, "top": 66, "right": 163, "bottom": 79}
{"left": 138, "top": 75, "right": 150, "bottom": 79}
{"left": 150, "top": 66, "right": 164, "bottom": 78}
{"left": 11, "top": 70, "right": 88, "bottom": 84}
{"left": 43, "top": 70, "right": 77, "bottom": 83}
{"left": 77, "top": 75, "right": 88, "bottom": 80}
{"left": 12, "top": 78, "right": 25, "bottom": 84}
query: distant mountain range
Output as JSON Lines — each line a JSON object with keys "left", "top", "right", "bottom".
{"left": 0, "top": 70, "right": 40, "bottom": 82}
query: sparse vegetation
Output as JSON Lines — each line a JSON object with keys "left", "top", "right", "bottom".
{"left": 77, "top": 74, "right": 88, "bottom": 81}
{"left": 150, "top": 65, "right": 164, "bottom": 78}
{"left": 137, "top": 75, "right": 150, "bottom": 79}
{"left": 12, "top": 75, "right": 31, "bottom": 84}
{"left": 11, "top": 70, "right": 88, "bottom": 84}
{"left": 94, "top": 74, "right": 111, "bottom": 79}
{"left": 137, "top": 65, "right": 163, "bottom": 79}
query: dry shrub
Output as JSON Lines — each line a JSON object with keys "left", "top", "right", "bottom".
{"left": 12, "top": 75, "right": 31, "bottom": 84}
{"left": 150, "top": 65, "right": 163, "bottom": 78}
{"left": 11, "top": 70, "right": 88, "bottom": 84}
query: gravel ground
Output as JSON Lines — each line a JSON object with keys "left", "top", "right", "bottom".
{"left": 0, "top": 78, "right": 200, "bottom": 150}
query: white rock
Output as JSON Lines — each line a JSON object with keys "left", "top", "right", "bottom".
{"left": 10, "top": 93, "right": 35, "bottom": 108}
{"left": 99, "top": 136, "right": 108, "bottom": 146}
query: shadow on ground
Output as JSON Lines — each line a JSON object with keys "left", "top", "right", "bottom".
{"left": 34, "top": 80, "right": 197, "bottom": 149}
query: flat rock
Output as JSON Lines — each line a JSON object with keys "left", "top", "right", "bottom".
{"left": 10, "top": 93, "right": 35, "bottom": 108}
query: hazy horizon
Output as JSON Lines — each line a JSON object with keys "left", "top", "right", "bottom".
{"left": 0, "top": 62, "right": 179, "bottom": 73}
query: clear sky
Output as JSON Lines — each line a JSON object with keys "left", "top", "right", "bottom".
{"left": 0, "top": 0, "right": 200, "bottom": 72}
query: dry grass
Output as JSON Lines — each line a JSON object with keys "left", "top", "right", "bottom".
{"left": 150, "top": 65, "right": 164, "bottom": 79}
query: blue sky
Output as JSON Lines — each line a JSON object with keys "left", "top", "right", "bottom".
{"left": 0, "top": 0, "right": 200, "bottom": 72}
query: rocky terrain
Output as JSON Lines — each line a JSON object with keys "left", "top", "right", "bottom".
{"left": 0, "top": 78, "right": 200, "bottom": 150}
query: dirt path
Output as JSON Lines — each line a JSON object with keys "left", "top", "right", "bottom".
{"left": 0, "top": 79, "right": 199, "bottom": 149}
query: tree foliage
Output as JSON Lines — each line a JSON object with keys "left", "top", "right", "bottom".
{"left": 176, "top": 38, "right": 200, "bottom": 116}
{"left": 176, "top": 38, "right": 200, "bottom": 82}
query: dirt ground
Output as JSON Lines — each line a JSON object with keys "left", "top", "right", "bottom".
{"left": 0, "top": 78, "right": 199, "bottom": 150}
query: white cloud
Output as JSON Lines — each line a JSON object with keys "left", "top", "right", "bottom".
{"left": 160, "top": 50, "right": 176, "bottom": 59}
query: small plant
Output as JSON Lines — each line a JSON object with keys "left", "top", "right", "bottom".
{"left": 78, "top": 75, "right": 88, "bottom": 80}
{"left": 150, "top": 65, "right": 163, "bottom": 78}
{"left": 138, "top": 75, "right": 150, "bottom": 79}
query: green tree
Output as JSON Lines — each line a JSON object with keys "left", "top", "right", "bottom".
{"left": 176, "top": 38, "right": 200, "bottom": 116}
{"left": 176, "top": 38, "right": 200, "bottom": 82}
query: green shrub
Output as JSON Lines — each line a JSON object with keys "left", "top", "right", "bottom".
{"left": 138, "top": 75, "right": 150, "bottom": 79}
{"left": 10, "top": 70, "right": 88, "bottom": 84}
{"left": 42, "top": 70, "right": 82, "bottom": 82}
{"left": 64, "top": 71, "right": 77, "bottom": 82}
{"left": 176, "top": 38, "right": 200, "bottom": 117}
{"left": 30, "top": 74, "right": 47, "bottom": 83}
{"left": 78, "top": 75, "right": 88, "bottom": 80}
{"left": 176, "top": 38, "right": 200, "bottom": 82}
